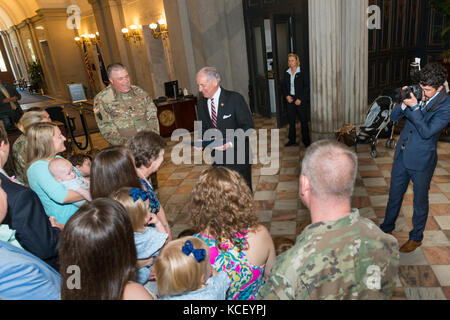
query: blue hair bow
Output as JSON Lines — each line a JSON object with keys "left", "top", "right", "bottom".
{"left": 129, "top": 187, "right": 149, "bottom": 202}
{"left": 182, "top": 240, "right": 206, "bottom": 263}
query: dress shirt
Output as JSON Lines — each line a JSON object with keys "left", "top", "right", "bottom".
{"left": 207, "top": 87, "right": 222, "bottom": 120}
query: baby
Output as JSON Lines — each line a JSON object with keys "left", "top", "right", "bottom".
{"left": 48, "top": 158, "right": 91, "bottom": 207}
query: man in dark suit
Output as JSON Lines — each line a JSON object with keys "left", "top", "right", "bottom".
{"left": 196, "top": 67, "right": 254, "bottom": 190}
{"left": 0, "top": 79, "right": 23, "bottom": 130}
{"left": 380, "top": 63, "right": 450, "bottom": 252}
{"left": 0, "top": 123, "right": 60, "bottom": 269}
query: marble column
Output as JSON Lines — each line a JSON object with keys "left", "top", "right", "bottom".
{"left": 10, "top": 26, "right": 29, "bottom": 80}
{"left": 88, "top": 0, "right": 123, "bottom": 66}
{"left": 308, "top": 0, "right": 368, "bottom": 140}
{"left": 164, "top": 0, "right": 249, "bottom": 101}
{"left": 342, "top": 0, "right": 368, "bottom": 125}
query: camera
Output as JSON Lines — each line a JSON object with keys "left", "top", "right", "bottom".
{"left": 392, "top": 60, "right": 423, "bottom": 103}
{"left": 394, "top": 83, "right": 422, "bottom": 103}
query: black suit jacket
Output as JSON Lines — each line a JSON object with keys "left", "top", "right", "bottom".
{"left": 0, "top": 173, "right": 60, "bottom": 270}
{"left": 283, "top": 68, "right": 310, "bottom": 107}
{"left": 197, "top": 87, "right": 254, "bottom": 165}
{"left": 0, "top": 83, "right": 21, "bottom": 114}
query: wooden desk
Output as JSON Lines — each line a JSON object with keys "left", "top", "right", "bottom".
{"left": 156, "top": 97, "right": 197, "bottom": 137}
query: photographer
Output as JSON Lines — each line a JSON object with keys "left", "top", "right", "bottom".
{"left": 380, "top": 62, "right": 450, "bottom": 253}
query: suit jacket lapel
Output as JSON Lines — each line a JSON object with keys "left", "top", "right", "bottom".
{"left": 217, "top": 88, "right": 227, "bottom": 131}
{"left": 200, "top": 97, "right": 214, "bottom": 129}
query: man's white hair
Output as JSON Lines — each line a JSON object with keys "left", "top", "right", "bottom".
{"left": 301, "top": 140, "right": 358, "bottom": 199}
{"left": 197, "top": 67, "right": 221, "bottom": 83}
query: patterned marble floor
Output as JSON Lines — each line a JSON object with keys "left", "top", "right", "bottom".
{"left": 83, "top": 114, "right": 450, "bottom": 300}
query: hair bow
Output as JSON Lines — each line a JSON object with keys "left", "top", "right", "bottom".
{"left": 129, "top": 187, "right": 149, "bottom": 202}
{"left": 181, "top": 240, "right": 206, "bottom": 263}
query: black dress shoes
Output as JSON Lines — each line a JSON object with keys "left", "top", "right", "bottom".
{"left": 285, "top": 141, "right": 299, "bottom": 147}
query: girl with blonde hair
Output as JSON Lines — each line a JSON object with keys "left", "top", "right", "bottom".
{"left": 26, "top": 122, "right": 86, "bottom": 224}
{"left": 111, "top": 186, "right": 168, "bottom": 285}
{"left": 154, "top": 236, "right": 230, "bottom": 300}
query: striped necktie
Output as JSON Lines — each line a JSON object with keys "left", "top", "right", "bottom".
{"left": 0, "top": 84, "right": 17, "bottom": 110}
{"left": 211, "top": 97, "right": 217, "bottom": 127}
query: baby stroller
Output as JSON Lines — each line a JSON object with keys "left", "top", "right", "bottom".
{"left": 356, "top": 96, "right": 396, "bottom": 158}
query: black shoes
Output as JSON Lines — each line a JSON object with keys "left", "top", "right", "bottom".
{"left": 285, "top": 141, "right": 299, "bottom": 147}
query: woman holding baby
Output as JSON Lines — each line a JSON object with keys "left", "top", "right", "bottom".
{"left": 26, "top": 122, "right": 89, "bottom": 225}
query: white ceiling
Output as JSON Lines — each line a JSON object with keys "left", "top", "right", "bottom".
{"left": 0, "top": 0, "right": 91, "bottom": 30}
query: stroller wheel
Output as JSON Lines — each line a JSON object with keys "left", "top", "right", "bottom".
{"left": 386, "top": 139, "right": 396, "bottom": 149}
{"left": 370, "top": 149, "right": 378, "bottom": 158}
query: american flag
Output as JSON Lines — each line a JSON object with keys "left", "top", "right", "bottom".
{"left": 95, "top": 41, "right": 109, "bottom": 86}
{"left": 83, "top": 41, "right": 95, "bottom": 86}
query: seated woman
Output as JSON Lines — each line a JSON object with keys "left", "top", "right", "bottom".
{"left": 59, "top": 198, "right": 153, "bottom": 299}
{"left": 127, "top": 130, "right": 172, "bottom": 240}
{"left": 26, "top": 122, "right": 86, "bottom": 225}
{"left": 189, "top": 166, "right": 276, "bottom": 300}
{"left": 12, "top": 108, "right": 51, "bottom": 183}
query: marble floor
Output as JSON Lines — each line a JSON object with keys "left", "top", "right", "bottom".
{"left": 64, "top": 113, "right": 450, "bottom": 300}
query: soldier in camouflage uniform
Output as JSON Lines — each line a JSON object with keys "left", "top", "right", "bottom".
{"left": 259, "top": 140, "right": 399, "bottom": 300}
{"left": 93, "top": 63, "right": 159, "bottom": 146}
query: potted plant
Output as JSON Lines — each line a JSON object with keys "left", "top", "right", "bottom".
{"left": 27, "top": 60, "right": 44, "bottom": 94}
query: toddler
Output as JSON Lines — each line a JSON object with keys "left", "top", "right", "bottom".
{"left": 69, "top": 153, "right": 92, "bottom": 177}
{"left": 48, "top": 158, "right": 91, "bottom": 207}
{"left": 111, "top": 187, "right": 168, "bottom": 284}
{"left": 154, "top": 236, "right": 230, "bottom": 300}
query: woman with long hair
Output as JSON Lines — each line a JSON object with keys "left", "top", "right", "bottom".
{"left": 189, "top": 166, "right": 276, "bottom": 300}
{"left": 26, "top": 122, "right": 85, "bottom": 224}
{"left": 90, "top": 145, "right": 141, "bottom": 199}
{"left": 59, "top": 198, "right": 153, "bottom": 299}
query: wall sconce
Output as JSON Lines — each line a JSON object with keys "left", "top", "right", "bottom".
{"left": 149, "top": 19, "right": 168, "bottom": 40}
{"left": 75, "top": 33, "right": 99, "bottom": 46}
{"left": 122, "top": 25, "right": 141, "bottom": 43}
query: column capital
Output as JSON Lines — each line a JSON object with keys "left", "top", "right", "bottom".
{"left": 88, "top": 0, "right": 122, "bottom": 8}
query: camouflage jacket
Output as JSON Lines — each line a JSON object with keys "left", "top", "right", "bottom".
{"left": 93, "top": 85, "right": 159, "bottom": 146}
{"left": 259, "top": 209, "right": 399, "bottom": 300}
{"left": 12, "top": 133, "right": 27, "bottom": 183}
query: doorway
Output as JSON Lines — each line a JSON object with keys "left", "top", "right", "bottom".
{"left": 0, "top": 35, "right": 15, "bottom": 83}
{"left": 243, "top": 0, "right": 308, "bottom": 128}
